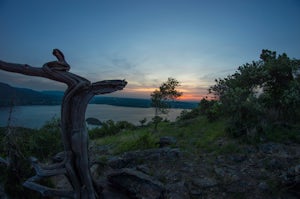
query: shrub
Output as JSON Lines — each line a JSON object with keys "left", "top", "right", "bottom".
{"left": 0, "top": 119, "right": 62, "bottom": 198}
{"left": 28, "top": 117, "right": 63, "bottom": 160}
{"left": 89, "top": 120, "right": 136, "bottom": 139}
{"left": 177, "top": 108, "right": 200, "bottom": 121}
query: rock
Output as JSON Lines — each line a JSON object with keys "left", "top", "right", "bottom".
{"left": 259, "top": 142, "right": 285, "bottom": 155}
{"left": 192, "top": 177, "right": 218, "bottom": 188}
{"left": 244, "top": 145, "right": 257, "bottom": 153}
{"left": 229, "top": 154, "right": 247, "bottom": 163}
{"left": 107, "top": 168, "right": 165, "bottom": 199}
{"left": 165, "top": 181, "right": 190, "bottom": 199}
{"left": 158, "top": 136, "right": 177, "bottom": 148}
{"left": 226, "top": 181, "right": 249, "bottom": 193}
{"left": 136, "top": 165, "right": 151, "bottom": 175}
{"left": 214, "top": 166, "right": 240, "bottom": 184}
{"left": 281, "top": 164, "right": 300, "bottom": 186}
{"left": 258, "top": 181, "right": 269, "bottom": 191}
{"left": 96, "top": 180, "right": 129, "bottom": 199}
{"left": 108, "top": 148, "right": 181, "bottom": 169}
{"left": 265, "top": 158, "right": 286, "bottom": 170}
{"left": 180, "top": 162, "right": 194, "bottom": 173}
{"left": 214, "top": 167, "right": 226, "bottom": 177}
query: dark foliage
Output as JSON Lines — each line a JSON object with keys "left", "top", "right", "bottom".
{"left": 0, "top": 118, "right": 62, "bottom": 198}
{"left": 209, "top": 49, "right": 300, "bottom": 141}
{"left": 89, "top": 120, "right": 136, "bottom": 139}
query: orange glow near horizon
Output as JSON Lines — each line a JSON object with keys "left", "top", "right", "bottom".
{"left": 127, "top": 87, "right": 157, "bottom": 92}
{"left": 121, "top": 86, "right": 216, "bottom": 102}
{"left": 178, "top": 94, "right": 202, "bottom": 102}
{"left": 178, "top": 93, "right": 214, "bottom": 102}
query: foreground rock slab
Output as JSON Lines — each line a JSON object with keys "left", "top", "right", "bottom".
{"left": 108, "top": 168, "right": 165, "bottom": 199}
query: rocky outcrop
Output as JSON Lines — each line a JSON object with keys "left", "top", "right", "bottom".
{"left": 108, "top": 168, "right": 165, "bottom": 199}
{"left": 158, "top": 136, "right": 177, "bottom": 148}
{"left": 108, "top": 147, "right": 181, "bottom": 169}
{"left": 89, "top": 142, "right": 300, "bottom": 198}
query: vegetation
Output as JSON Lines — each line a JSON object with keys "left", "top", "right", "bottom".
{"left": 209, "top": 49, "right": 300, "bottom": 141}
{"left": 0, "top": 117, "right": 62, "bottom": 198}
{"left": 89, "top": 120, "right": 136, "bottom": 139}
{"left": 151, "top": 77, "right": 182, "bottom": 131}
{"left": 94, "top": 117, "right": 226, "bottom": 155}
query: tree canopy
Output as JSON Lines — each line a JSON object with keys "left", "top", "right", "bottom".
{"left": 209, "top": 49, "right": 300, "bottom": 138}
{"left": 151, "top": 77, "right": 182, "bottom": 131}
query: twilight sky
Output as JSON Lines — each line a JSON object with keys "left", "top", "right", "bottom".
{"left": 0, "top": 0, "right": 299, "bottom": 101}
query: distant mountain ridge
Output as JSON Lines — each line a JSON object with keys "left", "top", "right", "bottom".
{"left": 0, "top": 82, "right": 198, "bottom": 109}
{"left": 0, "top": 82, "right": 62, "bottom": 106}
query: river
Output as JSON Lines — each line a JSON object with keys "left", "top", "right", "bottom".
{"left": 0, "top": 104, "right": 185, "bottom": 129}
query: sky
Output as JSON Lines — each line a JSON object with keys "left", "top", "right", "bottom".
{"left": 0, "top": 0, "right": 299, "bottom": 101}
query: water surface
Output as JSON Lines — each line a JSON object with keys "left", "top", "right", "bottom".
{"left": 0, "top": 104, "right": 184, "bottom": 129}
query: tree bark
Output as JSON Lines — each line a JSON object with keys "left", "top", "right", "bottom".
{"left": 0, "top": 50, "right": 127, "bottom": 198}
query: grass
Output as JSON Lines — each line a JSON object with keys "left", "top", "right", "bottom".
{"left": 93, "top": 116, "right": 227, "bottom": 155}
{"left": 95, "top": 128, "right": 158, "bottom": 154}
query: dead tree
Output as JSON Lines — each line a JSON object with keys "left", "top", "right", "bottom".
{"left": 0, "top": 49, "right": 127, "bottom": 198}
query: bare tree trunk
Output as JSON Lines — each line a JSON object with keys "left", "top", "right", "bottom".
{"left": 0, "top": 49, "right": 127, "bottom": 198}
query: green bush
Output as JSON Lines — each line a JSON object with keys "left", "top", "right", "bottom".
{"left": 0, "top": 117, "right": 65, "bottom": 199}
{"left": 28, "top": 117, "right": 63, "bottom": 160}
{"left": 177, "top": 108, "right": 200, "bottom": 121}
{"left": 89, "top": 120, "right": 136, "bottom": 139}
{"left": 209, "top": 50, "right": 300, "bottom": 142}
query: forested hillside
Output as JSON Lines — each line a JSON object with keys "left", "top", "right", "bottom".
{"left": 0, "top": 82, "right": 197, "bottom": 109}
{"left": 0, "top": 82, "right": 61, "bottom": 106}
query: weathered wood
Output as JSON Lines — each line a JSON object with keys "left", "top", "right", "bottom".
{"left": 0, "top": 49, "right": 127, "bottom": 198}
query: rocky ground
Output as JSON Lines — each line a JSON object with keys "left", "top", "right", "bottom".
{"left": 1, "top": 140, "right": 299, "bottom": 199}
{"left": 89, "top": 140, "right": 300, "bottom": 199}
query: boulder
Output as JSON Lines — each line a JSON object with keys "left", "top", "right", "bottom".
{"left": 259, "top": 142, "right": 285, "bottom": 155}
{"left": 281, "top": 164, "right": 300, "bottom": 186}
{"left": 158, "top": 136, "right": 177, "bottom": 148}
{"left": 165, "top": 181, "right": 190, "bottom": 199}
{"left": 107, "top": 168, "right": 165, "bottom": 199}
{"left": 108, "top": 148, "right": 181, "bottom": 169}
{"left": 192, "top": 177, "right": 218, "bottom": 188}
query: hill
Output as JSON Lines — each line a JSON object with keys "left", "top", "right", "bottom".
{"left": 0, "top": 82, "right": 62, "bottom": 106}
{"left": 0, "top": 82, "right": 197, "bottom": 109}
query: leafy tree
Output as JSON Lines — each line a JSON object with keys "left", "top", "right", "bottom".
{"left": 139, "top": 118, "right": 147, "bottom": 126}
{"left": 199, "top": 98, "right": 221, "bottom": 121}
{"left": 209, "top": 49, "right": 300, "bottom": 139}
{"left": 89, "top": 120, "right": 136, "bottom": 139}
{"left": 151, "top": 77, "right": 182, "bottom": 131}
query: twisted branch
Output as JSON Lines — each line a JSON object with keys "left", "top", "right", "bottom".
{"left": 0, "top": 49, "right": 127, "bottom": 198}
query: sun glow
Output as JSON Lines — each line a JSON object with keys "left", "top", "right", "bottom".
{"left": 121, "top": 83, "right": 212, "bottom": 102}
{"left": 178, "top": 94, "right": 202, "bottom": 102}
